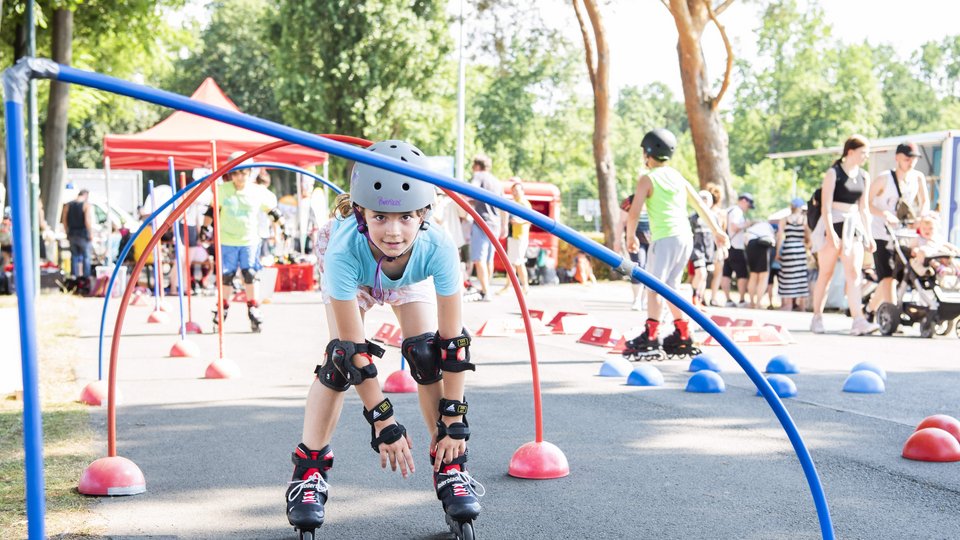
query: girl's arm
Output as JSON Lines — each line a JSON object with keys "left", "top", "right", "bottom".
{"left": 330, "top": 298, "right": 415, "bottom": 477}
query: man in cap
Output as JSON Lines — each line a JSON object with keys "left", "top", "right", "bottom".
{"left": 721, "top": 192, "right": 755, "bottom": 307}
{"left": 865, "top": 141, "right": 929, "bottom": 319}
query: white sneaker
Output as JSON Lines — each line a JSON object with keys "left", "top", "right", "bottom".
{"left": 850, "top": 316, "right": 880, "bottom": 336}
{"left": 810, "top": 315, "right": 825, "bottom": 334}
{"left": 737, "top": 302, "right": 750, "bottom": 309}
{"left": 725, "top": 301, "right": 736, "bottom": 308}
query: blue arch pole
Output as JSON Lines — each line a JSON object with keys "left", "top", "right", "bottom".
{"left": 167, "top": 158, "right": 187, "bottom": 340}
{"left": 4, "top": 67, "right": 46, "bottom": 539}
{"left": 94, "top": 162, "right": 340, "bottom": 380}
{"left": 10, "top": 59, "right": 833, "bottom": 539}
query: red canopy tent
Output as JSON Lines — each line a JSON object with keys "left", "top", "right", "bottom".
{"left": 103, "top": 78, "right": 327, "bottom": 170}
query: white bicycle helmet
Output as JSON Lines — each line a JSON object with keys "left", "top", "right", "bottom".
{"left": 227, "top": 150, "right": 257, "bottom": 180}
{"left": 350, "top": 140, "right": 435, "bottom": 213}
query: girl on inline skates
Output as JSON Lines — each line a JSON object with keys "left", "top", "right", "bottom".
{"left": 284, "top": 140, "right": 482, "bottom": 539}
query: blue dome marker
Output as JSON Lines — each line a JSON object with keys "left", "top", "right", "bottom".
{"left": 850, "top": 361, "right": 887, "bottom": 381}
{"left": 685, "top": 370, "right": 726, "bottom": 393}
{"left": 765, "top": 354, "right": 798, "bottom": 374}
{"left": 757, "top": 374, "right": 797, "bottom": 398}
{"left": 626, "top": 364, "right": 664, "bottom": 387}
{"left": 842, "top": 370, "right": 886, "bottom": 394}
{"left": 598, "top": 357, "right": 633, "bottom": 377}
{"left": 688, "top": 354, "right": 721, "bottom": 373}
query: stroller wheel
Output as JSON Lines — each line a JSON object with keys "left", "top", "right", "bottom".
{"left": 935, "top": 317, "right": 954, "bottom": 337}
{"left": 876, "top": 303, "right": 900, "bottom": 336}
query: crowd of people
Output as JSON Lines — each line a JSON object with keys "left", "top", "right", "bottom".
{"left": 614, "top": 134, "right": 954, "bottom": 337}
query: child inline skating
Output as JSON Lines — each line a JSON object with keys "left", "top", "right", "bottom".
{"left": 623, "top": 128, "right": 729, "bottom": 361}
{"left": 285, "top": 140, "right": 483, "bottom": 540}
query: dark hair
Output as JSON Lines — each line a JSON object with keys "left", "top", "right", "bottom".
{"left": 472, "top": 154, "right": 492, "bottom": 171}
{"left": 78, "top": 188, "right": 89, "bottom": 196}
{"left": 832, "top": 135, "right": 869, "bottom": 167}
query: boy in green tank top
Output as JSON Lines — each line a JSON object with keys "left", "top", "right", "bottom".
{"left": 623, "top": 129, "right": 728, "bottom": 360}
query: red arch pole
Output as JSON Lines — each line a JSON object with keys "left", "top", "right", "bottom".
{"left": 443, "top": 189, "right": 545, "bottom": 441}
{"left": 105, "top": 136, "right": 360, "bottom": 456}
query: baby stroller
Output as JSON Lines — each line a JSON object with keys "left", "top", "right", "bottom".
{"left": 876, "top": 227, "right": 960, "bottom": 338}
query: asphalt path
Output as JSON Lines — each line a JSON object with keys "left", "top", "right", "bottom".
{"left": 68, "top": 279, "right": 960, "bottom": 539}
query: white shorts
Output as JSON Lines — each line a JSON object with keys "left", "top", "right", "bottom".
{"left": 321, "top": 277, "right": 437, "bottom": 312}
{"left": 188, "top": 245, "right": 209, "bottom": 263}
{"left": 506, "top": 236, "right": 530, "bottom": 266}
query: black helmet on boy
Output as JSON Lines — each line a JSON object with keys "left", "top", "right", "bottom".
{"left": 641, "top": 128, "right": 677, "bottom": 161}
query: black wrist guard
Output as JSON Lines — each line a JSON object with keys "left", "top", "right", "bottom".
{"left": 436, "top": 328, "right": 475, "bottom": 373}
{"left": 364, "top": 398, "right": 405, "bottom": 453}
{"left": 439, "top": 398, "right": 468, "bottom": 417}
{"left": 436, "top": 418, "right": 470, "bottom": 442}
{"left": 326, "top": 339, "right": 384, "bottom": 386}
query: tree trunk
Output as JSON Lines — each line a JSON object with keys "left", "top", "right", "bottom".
{"left": 40, "top": 8, "right": 73, "bottom": 228}
{"left": 669, "top": 0, "right": 735, "bottom": 204}
{"left": 574, "top": 0, "right": 618, "bottom": 248}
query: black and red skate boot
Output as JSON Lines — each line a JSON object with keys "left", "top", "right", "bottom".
{"left": 662, "top": 328, "right": 701, "bottom": 359}
{"left": 433, "top": 451, "right": 484, "bottom": 539}
{"left": 286, "top": 443, "right": 333, "bottom": 539}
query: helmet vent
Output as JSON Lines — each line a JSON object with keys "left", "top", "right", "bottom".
{"left": 373, "top": 182, "right": 382, "bottom": 190}
{"left": 401, "top": 183, "right": 410, "bottom": 191}
{"left": 412, "top": 150, "right": 421, "bottom": 156}
{"left": 390, "top": 144, "right": 398, "bottom": 148}
{"left": 400, "top": 156, "right": 408, "bottom": 162}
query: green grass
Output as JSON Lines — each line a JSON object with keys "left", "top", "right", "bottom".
{"left": 0, "top": 294, "right": 102, "bottom": 538}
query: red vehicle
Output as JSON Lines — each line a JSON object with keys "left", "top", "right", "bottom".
{"left": 494, "top": 181, "right": 561, "bottom": 273}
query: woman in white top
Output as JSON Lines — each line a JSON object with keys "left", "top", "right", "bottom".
{"left": 865, "top": 142, "right": 928, "bottom": 317}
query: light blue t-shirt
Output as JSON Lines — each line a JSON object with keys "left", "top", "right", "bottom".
{"left": 322, "top": 214, "right": 462, "bottom": 301}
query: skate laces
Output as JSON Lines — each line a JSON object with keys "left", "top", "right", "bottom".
{"left": 441, "top": 469, "right": 486, "bottom": 498}
{"left": 287, "top": 472, "right": 328, "bottom": 503}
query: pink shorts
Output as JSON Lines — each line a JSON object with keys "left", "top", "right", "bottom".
{"left": 317, "top": 220, "right": 436, "bottom": 311}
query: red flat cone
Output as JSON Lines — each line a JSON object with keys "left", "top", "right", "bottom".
{"left": 185, "top": 320, "right": 203, "bottom": 334}
{"left": 205, "top": 358, "right": 240, "bottom": 379}
{"left": 508, "top": 441, "right": 570, "bottom": 479}
{"left": 916, "top": 415, "right": 960, "bottom": 444}
{"left": 146, "top": 310, "right": 169, "bottom": 324}
{"left": 902, "top": 427, "right": 960, "bottom": 462}
{"left": 78, "top": 456, "right": 146, "bottom": 496}
{"left": 79, "top": 380, "right": 119, "bottom": 406}
{"left": 129, "top": 293, "right": 150, "bottom": 307}
{"left": 383, "top": 369, "right": 417, "bottom": 393}
{"left": 169, "top": 339, "right": 200, "bottom": 358}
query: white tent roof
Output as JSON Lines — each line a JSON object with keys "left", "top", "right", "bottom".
{"left": 766, "top": 130, "right": 960, "bottom": 159}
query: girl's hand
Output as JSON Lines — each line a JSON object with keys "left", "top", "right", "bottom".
{"left": 866, "top": 237, "right": 877, "bottom": 254}
{"left": 434, "top": 433, "right": 467, "bottom": 472}
{"left": 627, "top": 235, "right": 640, "bottom": 253}
{"left": 828, "top": 230, "right": 840, "bottom": 250}
{"left": 377, "top": 426, "right": 415, "bottom": 479}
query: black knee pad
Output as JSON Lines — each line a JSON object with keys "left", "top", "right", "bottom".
{"left": 318, "top": 339, "right": 384, "bottom": 388}
{"left": 241, "top": 268, "right": 258, "bottom": 284}
{"left": 315, "top": 355, "right": 349, "bottom": 392}
{"left": 401, "top": 332, "right": 442, "bottom": 385}
{"left": 222, "top": 271, "right": 236, "bottom": 285}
